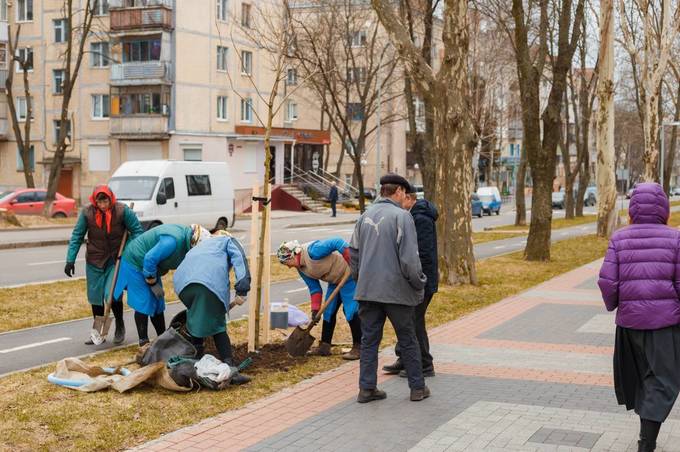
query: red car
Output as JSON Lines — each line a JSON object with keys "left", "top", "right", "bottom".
{"left": 0, "top": 188, "right": 77, "bottom": 217}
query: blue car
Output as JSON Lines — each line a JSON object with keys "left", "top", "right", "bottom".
{"left": 477, "top": 187, "right": 502, "bottom": 215}
{"left": 471, "top": 194, "right": 483, "bottom": 218}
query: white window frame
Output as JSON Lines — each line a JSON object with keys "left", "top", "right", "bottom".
{"left": 53, "top": 69, "right": 66, "bottom": 95}
{"left": 240, "top": 97, "right": 253, "bottom": 123}
{"left": 53, "top": 119, "right": 72, "bottom": 144}
{"left": 241, "top": 3, "right": 251, "bottom": 28}
{"left": 0, "top": 43, "right": 7, "bottom": 71}
{"left": 286, "top": 68, "right": 297, "bottom": 85}
{"left": 91, "top": 94, "right": 110, "bottom": 120}
{"left": 183, "top": 147, "right": 203, "bottom": 162}
{"left": 0, "top": 0, "right": 7, "bottom": 22}
{"left": 93, "top": 0, "right": 109, "bottom": 16}
{"left": 216, "top": 46, "right": 228, "bottom": 72}
{"left": 350, "top": 30, "right": 367, "bottom": 48}
{"left": 16, "top": 0, "right": 32, "bottom": 22}
{"left": 15, "top": 47, "right": 33, "bottom": 73}
{"left": 17, "top": 96, "right": 33, "bottom": 122}
{"left": 90, "top": 42, "right": 110, "bottom": 68}
{"left": 217, "top": 95, "right": 228, "bottom": 121}
{"left": 53, "top": 18, "right": 67, "bottom": 43}
{"left": 286, "top": 100, "right": 298, "bottom": 122}
{"left": 241, "top": 50, "right": 252, "bottom": 75}
{"left": 216, "top": 0, "right": 228, "bottom": 21}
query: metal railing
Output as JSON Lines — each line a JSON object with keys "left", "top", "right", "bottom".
{"left": 110, "top": 61, "right": 171, "bottom": 82}
{"left": 286, "top": 164, "right": 357, "bottom": 201}
{"left": 110, "top": 2, "right": 173, "bottom": 31}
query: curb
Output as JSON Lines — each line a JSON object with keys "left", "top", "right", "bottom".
{"left": 0, "top": 224, "right": 74, "bottom": 232}
{"left": 0, "top": 239, "right": 71, "bottom": 250}
{"left": 284, "top": 219, "right": 357, "bottom": 229}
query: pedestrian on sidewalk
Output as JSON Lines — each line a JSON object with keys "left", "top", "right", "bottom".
{"left": 277, "top": 237, "right": 361, "bottom": 360}
{"left": 349, "top": 173, "right": 429, "bottom": 403}
{"left": 383, "top": 187, "right": 438, "bottom": 378}
{"left": 173, "top": 230, "right": 251, "bottom": 385}
{"left": 598, "top": 182, "right": 680, "bottom": 452}
{"left": 329, "top": 182, "right": 339, "bottom": 218}
{"left": 114, "top": 223, "right": 211, "bottom": 346}
{"left": 65, "top": 185, "right": 144, "bottom": 345}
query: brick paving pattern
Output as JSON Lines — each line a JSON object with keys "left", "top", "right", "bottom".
{"left": 134, "top": 260, "right": 680, "bottom": 451}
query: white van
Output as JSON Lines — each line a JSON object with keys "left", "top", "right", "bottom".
{"left": 476, "top": 186, "right": 502, "bottom": 215}
{"left": 108, "top": 160, "right": 235, "bottom": 230}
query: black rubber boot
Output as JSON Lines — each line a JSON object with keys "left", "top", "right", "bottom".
{"left": 382, "top": 358, "right": 403, "bottom": 374}
{"left": 113, "top": 320, "right": 125, "bottom": 345}
{"left": 639, "top": 418, "right": 661, "bottom": 452}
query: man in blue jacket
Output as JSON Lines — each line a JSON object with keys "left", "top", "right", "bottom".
{"left": 277, "top": 237, "right": 361, "bottom": 360}
{"left": 383, "top": 187, "right": 439, "bottom": 377}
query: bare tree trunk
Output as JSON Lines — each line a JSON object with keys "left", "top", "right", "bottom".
{"left": 561, "top": 89, "right": 575, "bottom": 219}
{"left": 596, "top": 0, "right": 617, "bottom": 237}
{"left": 515, "top": 142, "right": 527, "bottom": 226}
{"left": 663, "top": 81, "right": 680, "bottom": 192}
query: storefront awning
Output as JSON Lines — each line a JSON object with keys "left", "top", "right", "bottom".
{"left": 234, "top": 126, "right": 331, "bottom": 145}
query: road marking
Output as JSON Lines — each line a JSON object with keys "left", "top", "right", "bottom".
{"left": 560, "top": 231, "right": 569, "bottom": 236}
{"left": 493, "top": 245, "right": 506, "bottom": 250}
{"left": 285, "top": 287, "right": 308, "bottom": 294}
{"left": 520, "top": 240, "right": 527, "bottom": 245}
{"left": 28, "top": 258, "right": 84, "bottom": 267}
{"left": 0, "top": 337, "right": 71, "bottom": 354}
{"left": 336, "top": 229, "right": 355, "bottom": 233}
{"left": 580, "top": 226, "right": 589, "bottom": 230}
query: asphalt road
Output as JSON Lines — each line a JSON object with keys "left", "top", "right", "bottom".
{"left": 0, "top": 203, "right": 603, "bottom": 287}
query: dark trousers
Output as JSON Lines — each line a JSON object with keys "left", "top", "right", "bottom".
{"left": 134, "top": 311, "right": 166, "bottom": 342}
{"left": 359, "top": 301, "right": 424, "bottom": 390}
{"left": 91, "top": 299, "right": 124, "bottom": 323}
{"left": 395, "top": 292, "right": 434, "bottom": 370}
{"left": 189, "top": 332, "right": 233, "bottom": 363}
{"left": 320, "top": 299, "right": 362, "bottom": 345}
{"left": 331, "top": 200, "right": 337, "bottom": 217}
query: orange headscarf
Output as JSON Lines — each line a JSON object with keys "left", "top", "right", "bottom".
{"left": 88, "top": 185, "right": 117, "bottom": 233}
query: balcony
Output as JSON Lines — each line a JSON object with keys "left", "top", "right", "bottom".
{"left": 110, "top": 61, "right": 171, "bottom": 86}
{"left": 110, "top": 1, "right": 173, "bottom": 33}
{"left": 110, "top": 115, "right": 169, "bottom": 139}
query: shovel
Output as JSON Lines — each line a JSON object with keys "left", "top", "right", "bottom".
{"left": 286, "top": 271, "right": 351, "bottom": 357}
{"left": 90, "top": 203, "right": 134, "bottom": 345}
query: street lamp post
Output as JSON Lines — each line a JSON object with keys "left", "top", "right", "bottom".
{"left": 660, "top": 121, "right": 680, "bottom": 189}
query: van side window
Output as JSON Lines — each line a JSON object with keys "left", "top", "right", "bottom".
{"left": 161, "top": 177, "right": 175, "bottom": 199}
{"left": 186, "top": 175, "right": 211, "bottom": 196}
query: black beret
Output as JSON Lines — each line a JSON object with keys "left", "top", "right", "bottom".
{"left": 380, "top": 173, "right": 410, "bottom": 190}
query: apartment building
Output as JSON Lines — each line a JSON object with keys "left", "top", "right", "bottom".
{"left": 0, "top": 0, "right": 333, "bottom": 206}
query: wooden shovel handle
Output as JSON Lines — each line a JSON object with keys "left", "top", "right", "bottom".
{"left": 308, "top": 271, "right": 351, "bottom": 329}
{"left": 100, "top": 202, "right": 134, "bottom": 335}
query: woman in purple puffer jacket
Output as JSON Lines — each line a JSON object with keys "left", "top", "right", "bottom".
{"left": 598, "top": 182, "right": 680, "bottom": 452}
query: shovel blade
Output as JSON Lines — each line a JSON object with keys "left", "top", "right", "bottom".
{"left": 91, "top": 316, "right": 113, "bottom": 345}
{"left": 285, "top": 326, "right": 315, "bottom": 357}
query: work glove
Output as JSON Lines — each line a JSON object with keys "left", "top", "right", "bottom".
{"left": 145, "top": 276, "right": 157, "bottom": 286}
{"left": 64, "top": 262, "right": 75, "bottom": 277}
{"left": 311, "top": 309, "right": 319, "bottom": 321}
{"left": 232, "top": 295, "right": 247, "bottom": 306}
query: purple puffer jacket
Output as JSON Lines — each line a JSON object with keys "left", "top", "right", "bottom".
{"left": 598, "top": 182, "right": 680, "bottom": 330}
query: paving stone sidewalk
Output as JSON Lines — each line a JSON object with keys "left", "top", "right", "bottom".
{"left": 135, "top": 260, "right": 680, "bottom": 452}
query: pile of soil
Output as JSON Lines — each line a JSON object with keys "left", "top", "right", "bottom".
{"left": 233, "top": 342, "right": 305, "bottom": 374}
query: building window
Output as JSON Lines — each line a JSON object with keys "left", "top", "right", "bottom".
{"left": 344, "top": 174, "right": 352, "bottom": 186}
{"left": 241, "top": 3, "right": 251, "bottom": 28}
{"left": 217, "top": 46, "right": 228, "bottom": 72}
{"left": 183, "top": 148, "right": 202, "bottom": 162}
{"left": 347, "top": 67, "right": 367, "bottom": 83}
{"left": 92, "top": 94, "right": 110, "bottom": 119}
{"left": 286, "top": 100, "right": 298, "bottom": 122}
{"left": 16, "top": 145, "right": 35, "bottom": 172}
{"left": 16, "top": 47, "right": 33, "bottom": 72}
{"left": 0, "top": 0, "right": 7, "bottom": 21}
{"left": 88, "top": 145, "right": 110, "bottom": 172}
{"left": 240, "top": 97, "right": 253, "bottom": 123}
{"left": 17, "top": 96, "right": 33, "bottom": 121}
{"left": 241, "top": 50, "right": 252, "bottom": 75}
{"left": 53, "top": 69, "right": 66, "bottom": 94}
{"left": 217, "top": 95, "right": 228, "bottom": 120}
{"left": 349, "top": 30, "right": 367, "bottom": 47}
{"left": 53, "top": 19, "right": 68, "bottom": 43}
{"left": 117, "top": 91, "right": 167, "bottom": 115}
{"left": 0, "top": 43, "right": 7, "bottom": 70}
{"left": 286, "top": 68, "right": 297, "bottom": 85}
{"left": 17, "top": 0, "right": 32, "bottom": 22}
{"left": 186, "top": 175, "right": 212, "bottom": 196}
{"left": 93, "top": 0, "right": 109, "bottom": 16}
{"left": 216, "top": 0, "right": 228, "bottom": 21}
{"left": 90, "top": 42, "right": 110, "bottom": 67}
{"left": 346, "top": 103, "right": 364, "bottom": 121}
{"left": 122, "top": 39, "right": 161, "bottom": 62}
{"left": 53, "top": 119, "right": 71, "bottom": 144}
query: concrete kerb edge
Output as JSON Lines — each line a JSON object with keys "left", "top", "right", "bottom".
{"left": 284, "top": 219, "right": 357, "bottom": 229}
{"left": 0, "top": 239, "right": 71, "bottom": 250}
{"left": 0, "top": 224, "right": 74, "bottom": 232}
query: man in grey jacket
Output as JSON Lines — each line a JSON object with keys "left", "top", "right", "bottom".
{"left": 349, "top": 173, "right": 430, "bottom": 403}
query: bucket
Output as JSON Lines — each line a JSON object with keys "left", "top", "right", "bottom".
{"left": 270, "top": 301, "right": 289, "bottom": 329}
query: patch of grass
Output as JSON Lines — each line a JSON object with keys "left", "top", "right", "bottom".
{"left": 0, "top": 233, "right": 609, "bottom": 451}
{"left": 0, "top": 256, "right": 298, "bottom": 333}
{"left": 0, "top": 214, "right": 76, "bottom": 229}
{"left": 472, "top": 231, "right": 525, "bottom": 244}
{"left": 488, "top": 214, "right": 597, "bottom": 233}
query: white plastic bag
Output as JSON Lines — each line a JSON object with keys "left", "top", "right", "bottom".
{"left": 194, "top": 354, "right": 233, "bottom": 383}
{"left": 287, "top": 304, "right": 309, "bottom": 327}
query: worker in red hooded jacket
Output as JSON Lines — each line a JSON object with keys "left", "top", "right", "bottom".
{"left": 65, "top": 185, "right": 143, "bottom": 345}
